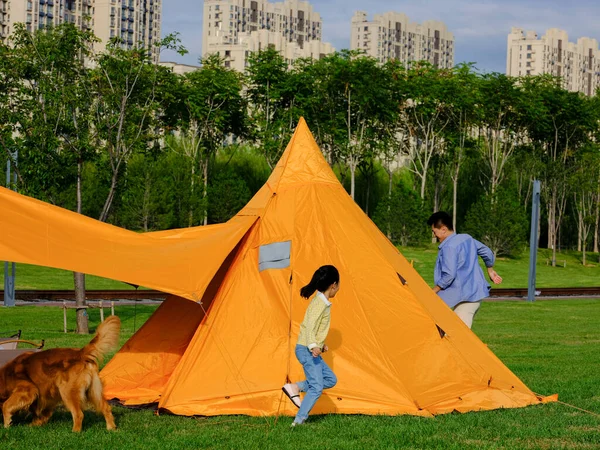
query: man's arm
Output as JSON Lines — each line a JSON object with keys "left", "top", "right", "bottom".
{"left": 474, "top": 239, "right": 503, "bottom": 285}
{"left": 434, "top": 246, "right": 458, "bottom": 293}
{"left": 474, "top": 239, "right": 495, "bottom": 267}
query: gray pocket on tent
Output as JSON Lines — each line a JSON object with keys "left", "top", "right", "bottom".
{"left": 258, "top": 241, "right": 291, "bottom": 272}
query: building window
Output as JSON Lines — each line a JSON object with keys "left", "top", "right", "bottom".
{"left": 527, "top": 53, "right": 531, "bottom": 59}
{"left": 527, "top": 44, "right": 532, "bottom": 50}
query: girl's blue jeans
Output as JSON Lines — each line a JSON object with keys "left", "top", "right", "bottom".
{"left": 294, "top": 344, "right": 337, "bottom": 424}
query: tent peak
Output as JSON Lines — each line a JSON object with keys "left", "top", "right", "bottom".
{"left": 268, "top": 118, "right": 340, "bottom": 191}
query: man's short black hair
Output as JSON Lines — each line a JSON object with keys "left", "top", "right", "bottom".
{"left": 427, "top": 211, "right": 454, "bottom": 231}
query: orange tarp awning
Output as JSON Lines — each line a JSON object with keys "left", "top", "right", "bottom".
{"left": 0, "top": 188, "right": 256, "bottom": 300}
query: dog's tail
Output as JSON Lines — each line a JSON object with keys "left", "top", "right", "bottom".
{"left": 82, "top": 316, "right": 121, "bottom": 364}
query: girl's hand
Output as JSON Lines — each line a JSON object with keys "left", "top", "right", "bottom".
{"left": 311, "top": 347, "right": 322, "bottom": 358}
{"left": 322, "top": 345, "right": 329, "bottom": 353}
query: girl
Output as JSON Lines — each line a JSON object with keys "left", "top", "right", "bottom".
{"left": 282, "top": 265, "right": 340, "bottom": 426}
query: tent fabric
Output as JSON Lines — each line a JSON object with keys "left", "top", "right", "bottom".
{"left": 0, "top": 188, "right": 256, "bottom": 301}
{"left": 0, "top": 118, "right": 556, "bottom": 417}
{"left": 100, "top": 295, "right": 205, "bottom": 405}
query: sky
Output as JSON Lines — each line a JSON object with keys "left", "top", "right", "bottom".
{"left": 160, "top": 0, "right": 600, "bottom": 74}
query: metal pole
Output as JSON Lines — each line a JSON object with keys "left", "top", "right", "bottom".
{"left": 527, "top": 180, "right": 541, "bottom": 302}
{"left": 4, "top": 152, "right": 16, "bottom": 307}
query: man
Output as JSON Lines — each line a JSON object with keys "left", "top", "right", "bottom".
{"left": 427, "top": 211, "right": 502, "bottom": 329}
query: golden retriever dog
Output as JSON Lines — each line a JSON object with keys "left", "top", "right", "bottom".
{"left": 0, "top": 316, "right": 120, "bottom": 432}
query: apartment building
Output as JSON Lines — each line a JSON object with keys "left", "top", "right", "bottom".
{"left": 507, "top": 27, "right": 600, "bottom": 96}
{"left": 202, "top": 0, "right": 334, "bottom": 72}
{"left": 159, "top": 61, "right": 200, "bottom": 75}
{"left": 0, "top": 0, "right": 162, "bottom": 63}
{"left": 350, "top": 11, "right": 454, "bottom": 68}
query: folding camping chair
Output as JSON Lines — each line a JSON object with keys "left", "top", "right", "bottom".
{"left": 0, "top": 330, "right": 45, "bottom": 368}
{"left": 0, "top": 330, "right": 21, "bottom": 350}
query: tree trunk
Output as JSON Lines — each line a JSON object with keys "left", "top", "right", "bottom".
{"left": 594, "top": 177, "right": 600, "bottom": 254}
{"left": 100, "top": 165, "right": 120, "bottom": 223}
{"left": 577, "top": 205, "right": 583, "bottom": 252}
{"left": 546, "top": 201, "right": 552, "bottom": 251}
{"left": 365, "top": 181, "right": 370, "bottom": 216}
{"left": 350, "top": 162, "right": 356, "bottom": 201}
{"left": 420, "top": 170, "right": 427, "bottom": 200}
{"left": 74, "top": 157, "right": 88, "bottom": 334}
{"left": 432, "top": 181, "right": 440, "bottom": 243}
{"left": 189, "top": 159, "right": 195, "bottom": 227}
{"left": 74, "top": 271, "right": 88, "bottom": 334}
{"left": 143, "top": 171, "right": 151, "bottom": 232}
{"left": 452, "top": 164, "right": 459, "bottom": 233}
{"left": 203, "top": 160, "right": 209, "bottom": 226}
{"left": 550, "top": 192, "right": 557, "bottom": 267}
{"left": 386, "top": 166, "right": 393, "bottom": 239}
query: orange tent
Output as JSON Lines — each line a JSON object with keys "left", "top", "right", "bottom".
{"left": 0, "top": 118, "right": 555, "bottom": 417}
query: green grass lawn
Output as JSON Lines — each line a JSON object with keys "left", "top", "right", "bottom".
{"left": 1, "top": 246, "right": 599, "bottom": 291}
{"left": 0, "top": 301, "right": 599, "bottom": 449}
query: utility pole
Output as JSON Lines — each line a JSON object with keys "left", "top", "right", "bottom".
{"left": 527, "top": 180, "right": 541, "bottom": 302}
{"left": 4, "top": 150, "right": 17, "bottom": 307}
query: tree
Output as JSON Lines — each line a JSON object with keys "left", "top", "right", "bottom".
{"left": 511, "top": 145, "right": 544, "bottom": 210}
{"left": 373, "top": 184, "right": 429, "bottom": 247}
{"left": 393, "top": 62, "right": 453, "bottom": 201}
{"left": 90, "top": 34, "right": 186, "bottom": 223}
{"left": 446, "top": 64, "right": 478, "bottom": 230}
{"left": 9, "top": 23, "right": 99, "bottom": 334}
{"left": 376, "top": 60, "right": 405, "bottom": 237}
{"left": 571, "top": 149, "right": 599, "bottom": 265}
{"left": 524, "top": 76, "right": 596, "bottom": 265}
{"left": 175, "top": 54, "right": 246, "bottom": 226}
{"left": 245, "top": 47, "right": 295, "bottom": 169}
{"left": 0, "top": 36, "right": 21, "bottom": 184}
{"left": 207, "top": 168, "right": 252, "bottom": 224}
{"left": 300, "top": 52, "right": 391, "bottom": 201}
{"left": 475, "top": 73, "right": 527, "bottom": 196}
{"left": 463, "top": 190, "right": 528, "bottom": 257}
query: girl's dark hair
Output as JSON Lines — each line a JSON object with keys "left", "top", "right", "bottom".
{"left": 300, "top": 265, "right": 340, "bottom": 299}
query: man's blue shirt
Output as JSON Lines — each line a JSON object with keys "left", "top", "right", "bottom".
{"left": 434, "top": 233, "right": 495, "bottom": 308}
